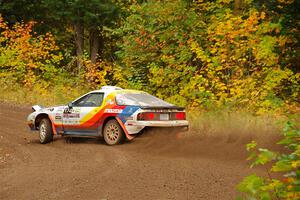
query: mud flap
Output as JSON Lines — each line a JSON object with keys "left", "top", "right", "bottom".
{"left": 48, "top": 116, "right": 58, "bottom": 135}
{"left": 116, "top": 117, "right": 135, "bottom": 141}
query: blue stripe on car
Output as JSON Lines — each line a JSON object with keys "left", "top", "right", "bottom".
{"left": 118, "top": 106, "right": 140, "bottom": 123}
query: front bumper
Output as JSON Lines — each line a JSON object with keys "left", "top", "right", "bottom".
{"left": 27, "top": 122, "right": 35, "bottom": 130}
{"left": 27, "top": 112, "right": 36, "bottom": 131}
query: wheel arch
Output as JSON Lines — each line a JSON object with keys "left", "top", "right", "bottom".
{"left": 101, "top": 116, "right": 134, "bottom": 141}
{"left": 35, "top": 113, "right": 50, "bottom": 130}
{"left": 100, "top": 116, "right": 117, "bottom": 136}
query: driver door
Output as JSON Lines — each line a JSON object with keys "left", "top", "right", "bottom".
{"left": 63, "top": 92, "right": 104, "bottom": 136}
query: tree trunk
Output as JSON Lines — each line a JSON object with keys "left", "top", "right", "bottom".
{"left": 234, "top": 0, "right": 243, "bottom": 15}
{"left": 98, "top": 33, "right": 104, "bottom": 60}
{"left": 89, "top": 29, "right": 100, "bottom": 64}
{"left": 74, "top": 19, "right": 84, "bottom": 73}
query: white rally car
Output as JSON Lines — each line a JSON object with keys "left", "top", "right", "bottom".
{"left": 27, "top": 86, "right": 189, "bottom": 145}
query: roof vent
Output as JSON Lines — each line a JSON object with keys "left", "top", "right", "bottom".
{"left": 101, "top": 86, "right": 123, "bottom": 91}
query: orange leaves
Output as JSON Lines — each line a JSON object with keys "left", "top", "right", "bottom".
{"left": 0, "top": 16, "right": 61, "bottom": 87}
{"left": 0, "top": 15, "right": 8, "bottom": 30}
{"left": 246, "top": 10, "right": 259, "bottom": 28}
{"left": 181, "top": 3, "right": 299, "bottom": 112}
{"left": 260, "top": 12, "right": 266, "bottom": 20}
{"left": 82, "top": 58, "right": 126, "bottom": 89}
{"left": 277, "top": 0, "right": 295, "bottom": 5}
{"left": 83, "top": 59, "right": 108, "bottom": 87}
{"left": 118, "top": 0, "right": 299, "bottom": 112}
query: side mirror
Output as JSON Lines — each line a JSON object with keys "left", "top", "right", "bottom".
{"left": 68, "top": 102, "right": 73, "bottom": 109}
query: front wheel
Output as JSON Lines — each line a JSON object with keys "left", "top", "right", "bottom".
{"left": 103, "top": 119, "right": 124, "bottom": 145}
{"left": 39, "top": 118, "right": 53, "bottom": 144}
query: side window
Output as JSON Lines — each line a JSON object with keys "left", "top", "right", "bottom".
{"left": 73, "top": 93, "right": 104, "bottom": 107}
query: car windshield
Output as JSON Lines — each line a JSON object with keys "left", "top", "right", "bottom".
{"left": 116, "top": 92, "right": 173, "bottom": 107}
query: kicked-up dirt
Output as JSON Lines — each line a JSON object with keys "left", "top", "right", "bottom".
{"left": 0, "top": 103, "right": 280, "bottom": 200}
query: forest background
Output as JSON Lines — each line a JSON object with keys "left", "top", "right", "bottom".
{"left": 0, "top": 0, "right": 299, "bottom": 115}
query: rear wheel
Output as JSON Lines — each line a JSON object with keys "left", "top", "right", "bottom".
{"left": 103, "top": 119, "right": 124, "bottom": 145}
{"left": 39, "top": 118, "right": 53, "bottom": 144}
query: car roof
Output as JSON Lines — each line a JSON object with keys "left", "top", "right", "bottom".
{"left": 89, "top": 86, "right": 144, "bottom": 96}
{"left": 71, "top": 86, "right": 146, "bottom": 103}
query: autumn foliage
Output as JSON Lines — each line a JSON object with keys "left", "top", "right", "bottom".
{"left": 0, "top": 16, "right": 62, "bottom": 87}
{"left": 0, "top": 0, "right": 299, "bottom": 114}
{"left": 116, "top": 0, "right": 299, "bottom": 113}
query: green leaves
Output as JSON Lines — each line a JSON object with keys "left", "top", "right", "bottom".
{"left": 0, "top": 17, "right": 62, "bottom": 87}
{"left": 246, "top": 141, "right": 277, "bottom": 168}
{"left": 246, "top": 140, "right": 257, "bottom": 151}
{"left": 252, "top": 149, "right": 277, "bottom": 167}
{"left": 272, "top": 160, "right": 292, "bottom": 172}
{"left": 115, "top": 0, "right": 299, "bottom": 111}
{"left": 116, "top": 0, "right": 203, "bottom": 106}
{"left": 1, "top": 0, "right": 298, "bottom": 112}
{"left": 238, "top": 121, "right": 300, "bottom": 199}
{"left": 237, "top": 174, "right": 265, "bottom": 195}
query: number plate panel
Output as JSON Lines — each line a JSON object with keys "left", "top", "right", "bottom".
{"left": 160, "top": 113, "right": 169, "bottom": 121}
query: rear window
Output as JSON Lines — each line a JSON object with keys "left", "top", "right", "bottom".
{"left": 116, "top": 92, "right": 173, "bottom": 107}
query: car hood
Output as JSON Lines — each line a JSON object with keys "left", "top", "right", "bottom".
{"left": 32, "top": 105, "right": 66, "bottom": 113}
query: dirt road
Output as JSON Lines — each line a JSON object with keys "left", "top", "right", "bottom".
{"left": 0, "top": 103, "right": 275, "bottom": 200}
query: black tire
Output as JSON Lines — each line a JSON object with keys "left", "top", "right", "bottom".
{"left": 39, "top": 118, "right": 53, "bottom": 144}
{"left": 103, "top": 119, "right": 124, "bottom": 145}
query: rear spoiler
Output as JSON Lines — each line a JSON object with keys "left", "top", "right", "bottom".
{"left": 32, "top": 105, "right": 44, "bottom": 112}
{"left": 140, "top": 106, "right": 185, "bottom": 111}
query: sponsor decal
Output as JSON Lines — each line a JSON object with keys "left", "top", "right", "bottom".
{"left": 63, "top": 107, "right": 80, "bottom": 114}
{"left": 55, "top": 115, "right": 62, "bottom": 120}
{"left": 104, "top": 109, "right": 123, "bottom": 113}
{"left": 73, "top": 108, "right": 81, "bottom": 113}
{"left": 63, "top": 120, "right": 80, "bottom": 124}
{"left": 63, "top": 113, "right": 80, "bottom": 118}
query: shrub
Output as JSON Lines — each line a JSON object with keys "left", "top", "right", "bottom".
{"left": 237, "top": 121, "right": 300, "bottom": 200}
{"left": 0, "top": 15, "right": 62, "bottom": 87}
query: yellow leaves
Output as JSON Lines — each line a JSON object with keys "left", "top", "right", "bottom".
{"left": 0, "top": 16, "right": 61, "bottom": 86}
{"left": 220, "top": 0, "right": 232, "bottom": 5}
{"left": 277, "top": 0, "right": 295, "bottom": 5}
{"left": 161, "top": 55, "right": 175, "bottom": 64}
{"left": 291, "top": 160, "right": 300, "bottom": 168}
{"left": 83, "top": 58, "right": 127, "bottom": 89}
{"left": 260, "top": 12, "right": 266, "bottom": 20}
{"left": 179, "top": 6, "right": 299, "bottom": 112}
{"left": 215, "top": 65, "right": 224, "bottom": 71}
{"left": 189, "top": 40, "right": 211, "bottom": 63}
{"left": 246, "top": 11, "right": 259, "bottom": 27}
{"left": 278, "top": 36, "right": 288, "bottom": 47}
{"left": 210, "top": 48, "right": 217, "bottom": 54}
{"left": 0, "top": 15, "right": 8, "bottom": 30}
